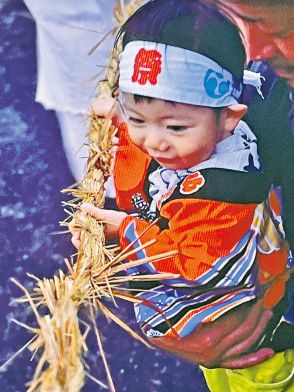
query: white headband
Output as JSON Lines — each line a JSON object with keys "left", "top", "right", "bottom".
{"left": 119, "top": 41, "right": 264, "bottom": 107}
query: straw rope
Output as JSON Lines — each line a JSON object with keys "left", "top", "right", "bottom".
{"left": 6, "top": 109, "right": 178, "bottom": 392}
{"left": 0, "top": 2, "right": 181, "bottom": 391}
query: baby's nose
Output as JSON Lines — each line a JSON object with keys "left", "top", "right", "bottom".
{"left": 145, "top": 131, "right": 168, "bottom": 152}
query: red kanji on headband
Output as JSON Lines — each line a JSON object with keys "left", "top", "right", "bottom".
{"left": 132, "top": 48, "right": 162, "bottom": 85}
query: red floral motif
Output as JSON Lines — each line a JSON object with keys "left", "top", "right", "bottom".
{"left": 157, "top": 186, "right": 176, "bottom": 210}
{"left": 132, "top": 48, "right": 162, "bottom": 85}
{"left": 180, "top": 172, "right": 205, "bottom": 195}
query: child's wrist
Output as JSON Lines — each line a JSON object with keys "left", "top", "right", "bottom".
{"left": 118, "top": 215, "right": 138, "bottom": 248}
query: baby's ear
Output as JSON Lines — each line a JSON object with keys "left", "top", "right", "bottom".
{"left": 222, "top": 104, "right": 248, "bottom": 132}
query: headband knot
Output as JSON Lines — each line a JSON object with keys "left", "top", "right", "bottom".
{"left": 243, "top": 70, "right": 265, "bottom": 99}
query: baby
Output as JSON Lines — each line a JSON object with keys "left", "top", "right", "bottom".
{"left": 73, "top": 1, "right": 294, "bottom": 390}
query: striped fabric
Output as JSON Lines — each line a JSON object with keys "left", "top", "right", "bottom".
{"left": 122, "top": 188, "right": 290, "bottom": 338}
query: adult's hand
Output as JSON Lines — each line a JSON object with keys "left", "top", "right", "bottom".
{"left": 148, "top": 299, "right": 274, "bottom": 369}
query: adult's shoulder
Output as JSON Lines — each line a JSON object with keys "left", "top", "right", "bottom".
{"left": 243, "top": 69, "right": 294, "bottom": 249}
{"left": 245, "top": 78, "right": 292, "bottom": 141}
{"left": 245, "top": 76, "right": 294, "bottom": 174}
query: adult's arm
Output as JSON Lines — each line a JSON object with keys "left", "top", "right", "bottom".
{"left": 148, "top": 299, "right": 274, "bottom": 369}
{"left": 72, "top": 204, "right": 276, "bottom": 370}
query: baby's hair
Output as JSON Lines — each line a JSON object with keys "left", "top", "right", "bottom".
{"left": 132, "top": 94, "right": 223, "bottom": 120}
{"left": 133, "top": 94, "right": 174, "bottom": 105}
{"left": 116, "top": 0, "right": 246, "bottom": 80}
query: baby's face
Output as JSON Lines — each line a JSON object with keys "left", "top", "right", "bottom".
{"left": 122, "top": 94, "right": 228, "bottom": 170}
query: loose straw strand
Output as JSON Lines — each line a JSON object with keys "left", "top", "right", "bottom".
{"left": 2, "top": 3, "right": 181, "bottom": 391}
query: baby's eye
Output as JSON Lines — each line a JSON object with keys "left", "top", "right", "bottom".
{"left": 167, "top": 125, "right": 186, "bottom": 132}
{"left": 128, "top": 117, "right": 145, "bottom": 125}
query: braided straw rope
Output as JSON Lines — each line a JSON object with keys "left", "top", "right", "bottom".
{"left": 8, "top": 111, "right": 177, "bottom": 392}
{"left": 1, "top": 2, "right": 180, "bottom": 391}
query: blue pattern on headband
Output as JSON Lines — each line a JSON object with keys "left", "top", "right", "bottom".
{"left": 204, "top": 69, "right": 230, "bottom": 99}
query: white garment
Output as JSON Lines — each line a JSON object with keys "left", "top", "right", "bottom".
{"left": 23, "top": 0, "right": 116, "bottom": 114}
{"left": 23, "top": 1, "right": 147, "bottom": 181}
{"left": 23, "top": 0, "right": 117, "bottom": 180}
{"left": 56, "top": 111, "right": 89, "bottom": 180}
{"left": 148, "top": 120, "right": 260, "bottom": 213}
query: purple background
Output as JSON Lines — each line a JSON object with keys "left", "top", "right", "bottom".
{"left": 0, "top": 1, "right": 208, "bottom": 391}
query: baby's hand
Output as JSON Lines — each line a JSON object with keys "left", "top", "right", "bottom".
{"left": 70, "top": 228, "right": 82, "bottom": 249}
{"left": 81, "top": 203, "right": 127, "bottom": 237}
{"left": 70, "top": 203, "right": 127, "bottom": 249}
{"left": 91, "top": 94, "right": 124, "bottom": 127}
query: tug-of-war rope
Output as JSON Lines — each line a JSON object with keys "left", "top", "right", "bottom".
{"left": 0, "top": 1, "right": 178, "bottom": 391}
{"left": 7, "top": 113, "right": 176, "bottom": 392}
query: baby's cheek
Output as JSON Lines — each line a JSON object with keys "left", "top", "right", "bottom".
{"left": 129, "top": 134, "right": 146, "bottom": 153}
{"left": 127, "top": 127, "right": 140, "bottom": 145}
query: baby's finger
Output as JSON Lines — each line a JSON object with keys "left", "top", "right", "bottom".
{"left": 68, "top": 226, "right": 80, "bottom": 235}
{"left": 71, "top": 232, "right": 81, "bottom": 249}
{"left": 112, "top": 136, "right": 119, "bottom": 145}
{"left": 81, "top": 203, "right": 104, "bottom": 219}
{"left": 81, "top": 203, "right": 121, "bottom": 223}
